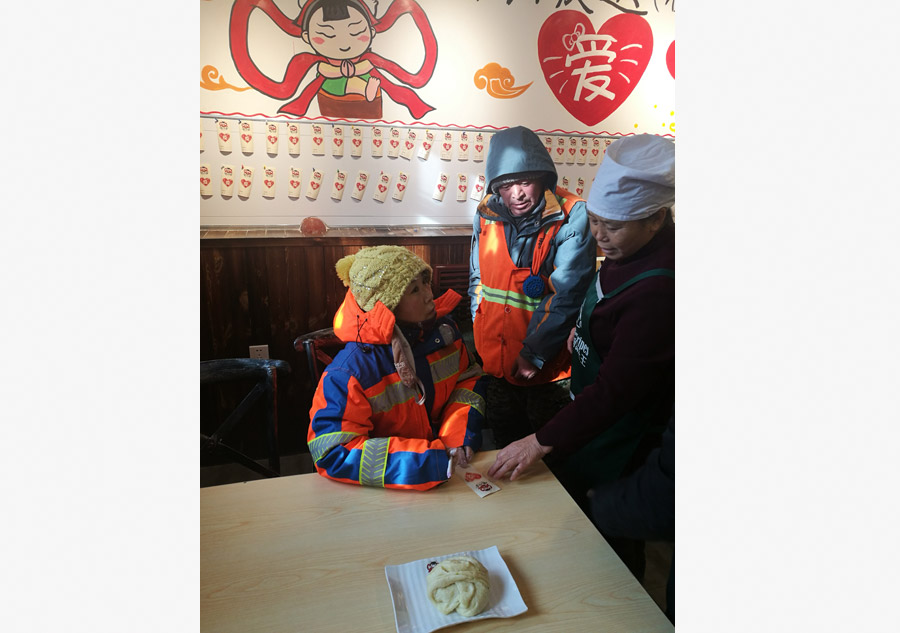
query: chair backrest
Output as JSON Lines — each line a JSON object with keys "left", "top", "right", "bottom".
{"left": 200, "top": 358, "right": 291, "bottom": 480}
{"left": 294, "top": 327, "right": 345, "bottom": 385}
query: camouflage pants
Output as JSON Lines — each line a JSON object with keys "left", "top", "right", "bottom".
{"left": 485, "top": 376, "right": 572, "bottom": 449}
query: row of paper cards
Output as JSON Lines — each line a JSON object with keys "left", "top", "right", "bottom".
{"left": 202, "top": 120, "right": 613, "bottom": 166}
{"left": 198, "top": 164, "right": 528, "bottom": 201}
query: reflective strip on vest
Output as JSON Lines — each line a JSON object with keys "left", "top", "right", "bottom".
{"left": 309, "top": 431, "right": 361, "bottom": 463}
{"left": 368, "top": 380, "right": 420, "bottom": 415}
{"left": 479, "top": 284, "right": 542, "bottom": 311}
{"left": 429, "top": 349, "right": 461, "bottom": 385}
{"left": 447, "top": 387, "right": 486, "bottom": 417}
{"left": 359, "top": 436, "right": 390, "bottom": 487}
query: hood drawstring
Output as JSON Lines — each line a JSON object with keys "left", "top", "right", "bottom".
{"left": 356, "top": 314, "right": 372, "bottom": 353}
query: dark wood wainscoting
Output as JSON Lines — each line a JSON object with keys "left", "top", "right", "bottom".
{"left": 200, "top": 227, "right": 473, "bottom": 464}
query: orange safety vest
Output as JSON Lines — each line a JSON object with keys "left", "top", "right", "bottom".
{"left": 473, "top": 189, "right": 580, "bottom": 386}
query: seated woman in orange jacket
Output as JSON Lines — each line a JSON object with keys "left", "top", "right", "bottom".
{"left": 307, "top": 246, "right": 486, "bottom": 491}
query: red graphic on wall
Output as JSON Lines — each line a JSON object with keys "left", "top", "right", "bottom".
{"left": 538, "top": 11, "right": 652, "bottom": 127}
{"left": 229, "top": 0, "right": 437, "bottom": 119}
{"left": 666, "top": 40, "right": 675, "bottom": 78}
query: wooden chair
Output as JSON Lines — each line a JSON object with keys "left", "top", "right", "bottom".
{"left": 294, "top": 327, "right": 345, "bottom": 385}
{"left": 200, "top": 358, "right": 290, "bottom": 479}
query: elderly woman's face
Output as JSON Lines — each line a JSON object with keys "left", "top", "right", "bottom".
{"left": 394, "top": 272, "right": 435, "bottom": 325}
{"left": 589, "top": 211, "right": 664, "bottom": 260}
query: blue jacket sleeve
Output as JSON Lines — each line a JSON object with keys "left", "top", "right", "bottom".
{"left": 468, "top": 213, "right": 482, "bottom": 322}
{"left": 521, "top": 202, "right": 596, "bottom": 367}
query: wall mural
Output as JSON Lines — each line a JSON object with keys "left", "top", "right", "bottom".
{"left": 201, "top": 0, "right": 675, "bottom": 136}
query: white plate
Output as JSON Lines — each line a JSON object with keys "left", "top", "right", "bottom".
{"left": 384, "top": 545, "right": 527, "bottom": 633}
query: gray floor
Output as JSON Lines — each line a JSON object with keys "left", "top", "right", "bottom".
{"left": 199, "top": 426, "right": 672, "bottom": 618}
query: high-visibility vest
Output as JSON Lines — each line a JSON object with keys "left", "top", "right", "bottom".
{"left": 473, "top": 189, "right": 581, "bottom": 385}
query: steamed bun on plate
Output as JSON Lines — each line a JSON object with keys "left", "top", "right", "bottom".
{"left": 426, "top": 556, "right": 491, "bottom": 617}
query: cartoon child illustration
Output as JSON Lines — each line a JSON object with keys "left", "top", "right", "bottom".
{"left": 229, "top": 0, "right": 437, "bottom": 119}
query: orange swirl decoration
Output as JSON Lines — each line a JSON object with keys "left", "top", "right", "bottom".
{"left": 200, "top": 65, "right": 252, "bottom": 92}
{"left": 474, "top": 63, "right": 532, "bottom": 99}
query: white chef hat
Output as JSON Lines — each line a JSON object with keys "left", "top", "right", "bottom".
{"left": 586, "top": 135, "right": 675, "bottom": 221}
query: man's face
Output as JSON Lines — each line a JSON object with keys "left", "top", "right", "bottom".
{"left": 497, "top": 178, "right": 544, "bottom": 217}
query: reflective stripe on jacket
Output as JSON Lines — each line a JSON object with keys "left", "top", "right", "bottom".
{"left": 472, "top": 188, "right": 582, "bottom": 385}
{"left": 307, "top": 288, "right": 485, "bottom": 491}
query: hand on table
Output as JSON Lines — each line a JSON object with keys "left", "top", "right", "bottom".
{"left": 513, "top": 354, "right": 539, "bottom": 381}
{"left": 487, "top": 434, "right": 552, "bottom": 481}
{"left": 447, "top": 445, "right": 474, "bottom": 470}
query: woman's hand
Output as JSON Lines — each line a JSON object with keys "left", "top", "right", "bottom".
{"left": 513, "top": 354, "right": 538, "bottom": 381}
{"left": 567, "top": 326, "right": 576, "bottom": 353}
{"left": 447, "top": 446, "right": 474, "bottom": 470}
{"left": 487, "top": 434, "right": 552, "bottom": 481}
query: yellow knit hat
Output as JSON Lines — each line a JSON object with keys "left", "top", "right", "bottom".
{"left": 335, "top": 245, "right": 433, "bottom": 312}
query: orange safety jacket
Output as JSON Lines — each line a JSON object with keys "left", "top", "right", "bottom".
{"left": 307, "top": 288, "right": 485, "bottom": 491}
{"left": 473, "top": 188, "right": 582, "bottom": 386}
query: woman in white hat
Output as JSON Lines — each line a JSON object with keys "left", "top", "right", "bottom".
{"left": 489, "top": 134, "right": 675, "bottom": 499}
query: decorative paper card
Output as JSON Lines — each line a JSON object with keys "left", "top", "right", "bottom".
{"left": 473, "top": 132, "right": 486, "bottom": 162}
{"left": 331, "top": 169, "right": 347, "bottom": 201}
{"left": 454, "top": 464, "right": 501, "bottom": 498}
{"left": 602, "top": 138, "right": 615, "bottom": 162}
{"left": 543, "top": 135, "right": 554, "bottom": 155}
{"left": 351, "top": 170, "right": 369, "bottom": 200}
{"left": 577, "top": 137, "right": 588, "bottom": 165}
{"left": 200, "top": 164, "right": 213, "bottom": 196}
{"left": 200, "top": 120, "right": 205, "bottom": 152}
{"left": 238, "top": 165, "right": 254, "bottom": 197}
{"left": 417, "top": 130, "right": 434, "bottom": 160}
{"left": 589, "top": 137, "right": 601, "bottom": 165}
{"left": 566, "top": 136, "right": 577, "bottom": 164}
{"left": 553, "top": 135, "right": 565, "bottom": 164}
{"left": 456, "top": 174, "right": 468, "bottom": 201}
{"left": 392, "top": 172, "right": 409, "bottom": 201}
{"left": 432, "top": 172, "right": 449, "bottom": 201}
{"left": 216, "top": 120, "right": 232, "bottom": 153}
{"left": 239, "top": 120, "right": 254, "bottom": 154}
{"left": 311, "top": 124, "right": 325, "bottom": 156}
{"left": 575, "top": 177, "right": 585, "bottom": 197}
{"left": 440, "top": 132, "right": 453, "bottom": 161}
{"left": 387, "top": 127, "right": 402, "bottom": 158}
{"left": 373, "top": 171, "right": 391, "bottom": 202}
{"left": 266, "top": 122, "right": 279, "bottom": 154}
{"left": 287, "top": 122, "right": 301, "bottom": 156}
{"left": 351, "top": 126, "right": 364, "bottom": 157}
{"left": 372, "top": 127, "right": 384, "bottom": 157}
{"left": 332, "top": 125, "right": 345, "bottom": 157}
{"left": 220, "top": 164, "right": 235, "bottom": 196}
{"left": 400, "top": 129, "right": 417, "bottom": 160}
{"left": 306, "top": 168, "right": 324, "bottom": 199}
{"left": 288, "top": 166, "right": 302, "bottom": 199}
{"left": 560, "top": 176, "right": 570, "bottom": 191}
{"left": 457, "top": 131, "right": 469, "bottom": 162}
{"left": 261, "top": 165, "right": 276, "bottom": 198}
{"left": 470, "top": 174, "right": 486, "bottom": 201}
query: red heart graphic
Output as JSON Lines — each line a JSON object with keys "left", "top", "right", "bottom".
{"left": 580, "top": 148, "right": 587, "bottom": 156}
{"left": 378, "top": 184, "right": 387, "bottom": 192}
{"left": 475, "top": 184, "right": 483, "bottom": 193}
{"left": 219, "top": 133, "right": 230, "bottom": 142}
{"left": 200, "top": 178, "right": 210, "bottom": 186}
{"left": 458, "top": 185, "right": 466, "bottom": 192}
{"left": 264, "top": 180, "right": 274, "bottom": 187}
{"left": 311, "top": 182, "right": 320, "bottom": 189}
{"left": 223, "top": 178, "right": 233, "bottom": 186}
{"left": 373, "top": 139, "right": 382, "bottom": 147}
{"left": 290, "top": 180, "right": 300, "bottom": 188}
{"left": 335, "top": 183, "right": 344, "bottom": 190}
{"left": 356, "top": 182, "right": 365, "bottom": 190}
{"left": 390, "top": 140, "right": 399, "bottom": 148}
{"left": 437, "top": 184, "right": 445, "bottom": 192}
{"left": 475, "top": 144, "right": 483, "bottom": 152}
{"left": 592, "top": 148, "right": 599, "bottom": 156}
{"left": 352, "top": 139, "right": 361, "bottom": 146}
{"left": 289, "top": 136, "right": 299, "bottom": 144}
{"left": 241, "top": 134, "right": 251, "bottom": 142}
{"left": 397, "top": 184, "right": 406, "bottom": 191}
{"left": 442, "top": 143, "right": 451, "bottom": 151}
{"left": 460, "top": 143, "right": 468, "bottom": 151}
{"left": 465, "top": 473, "right": 482, "bottom": 482}
{"left": 334, "top": 139, "right": 343, "bottom": 146}
{"left": 267, "top": 136, "right": 277, "bottom": 144}
{"left": 538, "top": 12, "right": 652, "bottom": 126}
{"left": 666, "top": 40, "right": 675, "bottom": 79}
{"left": 568, "top": 148, "right": 576, "bottom": 155}
{"left": 423, "top": 142, "right": 432, "bottom": 150}
{"left": 405, "top": 141, "right": 413, "bottom": 149}
{"left": 556, "top": 148, "right": 564, "bottom": 155}
{"left": 313, "top": 137, "right": 322, "bottom": 145}
{"left": 240, "top": 179, "right": 250, "bottom": 187}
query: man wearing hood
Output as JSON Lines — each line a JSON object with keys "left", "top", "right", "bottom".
{"left": 468, "top": 126, "right": 596, "bottom": 448}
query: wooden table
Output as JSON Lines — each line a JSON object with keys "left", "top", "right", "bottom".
{"left": 201, "top": 450, "right": 673, "bottom": 632}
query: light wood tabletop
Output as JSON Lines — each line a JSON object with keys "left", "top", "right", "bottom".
{"left": 201, "top": 450, "right": 673, "bottom": 632}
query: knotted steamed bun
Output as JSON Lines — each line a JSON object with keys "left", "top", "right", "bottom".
{"left": 426, "top": 556, "right": 490, "bottom": 617}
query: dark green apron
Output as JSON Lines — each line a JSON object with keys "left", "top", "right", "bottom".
{"left": 562, "top": 267, "right": 675, "bottom": 487}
